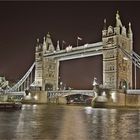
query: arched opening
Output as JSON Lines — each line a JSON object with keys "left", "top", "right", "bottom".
{"left": 45, "top": 83, "right": 53, "bottom": 91}
{"left": 119, "top": 79, "right": 127, "bottom": 90}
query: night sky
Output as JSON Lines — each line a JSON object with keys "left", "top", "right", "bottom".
{"left": 0, "top": 1, "right": 140, "bottom": 89}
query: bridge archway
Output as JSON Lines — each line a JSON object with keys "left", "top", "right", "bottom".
{"left": 66, "top": 94, "right": 92, "bottom": 104}
{"left": 45, "top": 83, "right": 53, "bottom": 91}
{"left": 119, "top": 79, "right": 127, "bottom": 90}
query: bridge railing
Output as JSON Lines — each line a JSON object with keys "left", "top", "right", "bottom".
{"left": 119, "top": 46, "right": 140, "bottom": 68}
{"left": 127, "top": 90, "right": 140, "bottom": 95}
{"left": 47, "top": 90, "right": 95, "bottom": 98}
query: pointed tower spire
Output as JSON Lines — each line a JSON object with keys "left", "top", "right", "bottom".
{"left": 47, "top": 32, "right": 50, "bottom": 38}
{"left": 128, "top": 22, "right": 132, "bottom": 34}
{"left": 128, "top": 22, "right": 133, "bottom": 40}
{"left": 37, "top": 38, "right": 39, "bottom": 43}
{"left": 36, "top": 38, "right": 40, "bottom": 52}
{"left": 46, "top": 32, "right": 55, "bottom": 52}
{"left": 56, "top": 40, "right": 60, "bottom": 51}
{"left": 103, "top": 18, "right": 106, "bottom": 30}
{"left": 43, "top": 36, "right": 47, "bottom": 53}
{"left": 102, "top": 18, "right": 107, "bottom": 37}
{"left": 116, "top": 10, "right": 122, "bottom": 27}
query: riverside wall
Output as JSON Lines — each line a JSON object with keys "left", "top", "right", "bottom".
{"left": 106, "top": 92, "right": 140, "bottom": 107}
{"left": 22, "top": 91, "right": 67, "bottom": 104}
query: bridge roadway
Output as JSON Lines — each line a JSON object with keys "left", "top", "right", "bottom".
{"left": 5, "top": 90, "right": 94, "bottom": 98}
{"left": 127, "top": 90, "right": 140, "bottom": 94}
{"left": 5, "top": 91, "right": 25, "bottom": 96}
{"left": 5, "top": 89, "right": 140, "bottom": 97}
{"left": 44, "top": 42, "right": 103, "bottom": 61}
{"left": 48, "top": 90, "right": 94, "bottom": 98}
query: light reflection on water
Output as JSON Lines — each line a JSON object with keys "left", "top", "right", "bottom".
{"left": 0, "top": 104, "right": 139, "bottom": 140}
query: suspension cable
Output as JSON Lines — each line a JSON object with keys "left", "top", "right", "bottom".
{"left": 10, "top": 62, "right": 35, "bottom": 91}
{"left": 118, "top": 46, "right": 140, "bottom": 68}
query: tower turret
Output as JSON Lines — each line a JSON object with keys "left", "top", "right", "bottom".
{"left": 102, "top": 11, "right": 133, "bottom": 92}
{"left": 56, "top": 40, "right": 60, "bottom": 51}
{"left": 43, "top": 36, "right": 47, "bottom": 54}
{"left": 46, "top": 32, "right": 55, "bottom": 52}
{"left": 35, "top": 38, "right": 39, "bottom": 52}
{"left": 102, "top": 19, "right": 107, "bottom": 37}
{"left": 122, "top": 26, "right": 127, "bottom": 37}
{"left": 114, "top": 11, "right": 122, "bottom": 35}
{"left": 128, "top": 22, "right": 133, "bottom": 40}
{"left": 116, "top": 10, "right": 122, "bottom": 27}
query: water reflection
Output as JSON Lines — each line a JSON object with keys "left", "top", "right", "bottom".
{"left": 85, "top": 108, "right": 140, "bottom": 140}
{"left": 0, "top": 105, "right": 139, "bottom": 140}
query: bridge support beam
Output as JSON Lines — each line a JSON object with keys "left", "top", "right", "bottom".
{"left": 57, "top": 97, "right": 67, "bottom": 104}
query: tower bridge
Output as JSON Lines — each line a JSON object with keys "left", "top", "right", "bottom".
{"left": 5, "top": 11, "right": 140, "bottom": 105}
{"left": 34, "top": 11, "right": 133, "bottom": 93}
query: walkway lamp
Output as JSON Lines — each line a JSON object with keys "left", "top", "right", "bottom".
{"left": 134, "top": 59, "right": 137, "bottom": 89}
{"left": 92, "top": 77, "right": 98, "bottom": 97}
{"left": 60, "top": 82, "right": 63, "bottom": 90}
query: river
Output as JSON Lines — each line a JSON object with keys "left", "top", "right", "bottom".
{"left": 0, "top": 104, "right": 139, "bottom": 140}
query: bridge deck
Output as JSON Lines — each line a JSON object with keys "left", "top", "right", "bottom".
{"left": 44, "top": 42, "right": 103, "bottom": 61}
{"left": 48, "top": 90, "right": 94, "bottom": 97}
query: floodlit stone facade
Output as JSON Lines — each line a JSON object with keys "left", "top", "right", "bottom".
{"left": 35, "top": 33, "right": 59, "bottom": 91}
{"left": 34, "top": 11, "right": 133, "bottom": 92}
{"left": 102, "top": 11, "right": 133, "bottom": 90}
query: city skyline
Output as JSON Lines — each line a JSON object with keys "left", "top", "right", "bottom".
{"left": 0, "top": 1, "right": 140, "bottom": 89}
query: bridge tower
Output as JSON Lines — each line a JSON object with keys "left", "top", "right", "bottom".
{"left": 35, "top": 38, "right": 43, "bottom": 90}
{"left": 42, "top": 33, "right": 59, "bottom": 91}
{"left": 35, "top": 33, "right": 59, "bottom": 91}
{"left": 102, "top": 11, "right": 133, "bottom": 91}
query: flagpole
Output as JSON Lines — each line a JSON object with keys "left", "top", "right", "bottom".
{"left": 62, "top": 40, "right": 66, "bottom": 50}
{"left": 77, "top": 37, "right": 78, "bottom": 47}
{"left": 62, "top": 41, "right": 63, "bottom": 50}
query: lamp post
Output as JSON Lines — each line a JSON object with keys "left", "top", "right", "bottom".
{"left": 134, "top": 59, "right": 137, "bottom": 89}
{"left": 60, "top": 82, "right": 63, "bottom": 90}
{"left": 92, "top": 77, "right": 98, "bottom": 97}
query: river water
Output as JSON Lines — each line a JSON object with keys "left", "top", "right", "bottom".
{"left": 0, "top": 104, "right": 140, "bottom": 140}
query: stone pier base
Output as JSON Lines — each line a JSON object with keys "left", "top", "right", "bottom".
{"left": 49, "top": 96, "right": 67, "bottom": 104}
{"left": 104, "top": 92, "right": 140, "bottom": 107}
{"left": 22, "top": 91, "right": 68, "bottom": 104}
{"left": 92, "top": 91, "right": 140, "bottom": 108}
{"left": 22, "top": 91, "right": 48, "bottom": 104}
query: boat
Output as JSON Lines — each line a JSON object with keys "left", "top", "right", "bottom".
{"left": 92, "top": 96, "right": 108, "bottom": 108}
{"left": 0, "top": 102, "right": 22, "bottom": 110}
{"left": 0, "top": 94, "right": 22, "bottom": 110}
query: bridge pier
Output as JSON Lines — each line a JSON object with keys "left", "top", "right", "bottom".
{"left": 22, "top": 91, "right": 48, "bottom": 104}
{"left": 22, "top": 91, "right": 68, "bottom": 104}
{"left": 57, "top": 97, "right": 67, "bottom": 104}
{"left": 92, "top": 89, "right": 140, "bottom": 108}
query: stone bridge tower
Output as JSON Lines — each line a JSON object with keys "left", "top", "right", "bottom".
{"left": 35, "top": 33, "right": 59, "bottom": 91}
{"left": 35, "top": 38, "right": 43, "bottom": 90}
{"left": 102, "top": 11, "right": 133, "bottom": 91}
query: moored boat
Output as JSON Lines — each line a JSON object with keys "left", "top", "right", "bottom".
{"left": 0, "top": 94, "right": 22, "bottom": 110}
{"left": 92, "top": 96, "right": 108, "bottom": 108}
{"left": 0, "top": 102, "right": 22, "bottom": 110}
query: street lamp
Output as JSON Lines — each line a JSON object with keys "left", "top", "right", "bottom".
{"left": 92, "top": 77, "right": 97, "bottom": 87}
{"left": 92, "top": 77, "right": 98, "bottom": 97}
{"left": 134, "top": 59, "right": 137, "bottom": 89}
{"left": 60, "top": 82, "right": 63, "bottom": 90}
